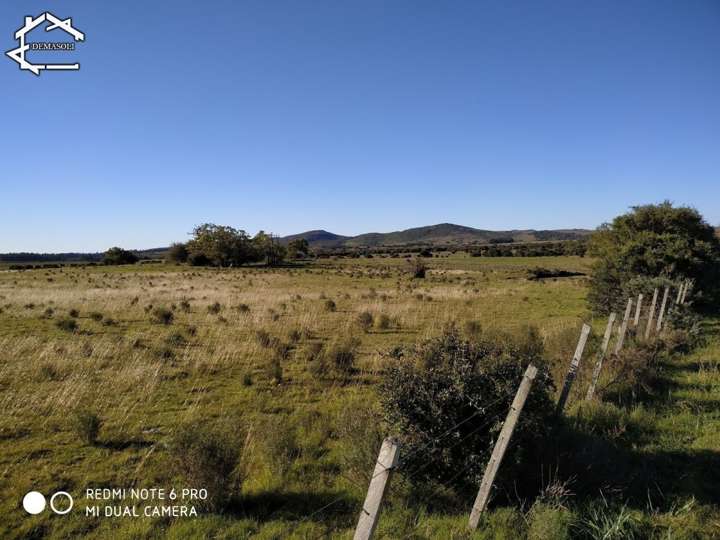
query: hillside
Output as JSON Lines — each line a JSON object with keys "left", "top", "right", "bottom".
{"left": 282, "top": 223, "right": 591, "bottom": 248}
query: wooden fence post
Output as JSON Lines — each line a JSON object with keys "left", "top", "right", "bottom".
{"left": 613, "top": 299, "right": 633, "bottom": 355}
{"left": 675, "top": 284, "right": 683, "bottom": 305}
{"left": 468, "top": 364, "right": 538, "bottom": 529}
{"left": 644, "top": 288, "right": 659, "bottom": 339}
{"left": 586, "top": 313, "right": 616, "bottom": 401}
{"left": 656, "top": 286, "right": 670, "bottom": 332}
{"left": 633, "top": 294, "right": 643, "bottom": 327}
{"left": 680, "top": 280, "right": 690, "bottom": 304}
{"left": 353, "top": 438, "right": 400, "bottom": 540}
{"left": 555, "top": 324, "right": 591, "bottom": 414}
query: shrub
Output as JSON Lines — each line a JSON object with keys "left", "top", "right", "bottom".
{"left": 151, "top": 307, "right": 174, "bottom": 325}
{"left": 324, "top": 299, "right": 337, "bottom": 312}
{"left": 42, "top": 307, "right": 54, "bottom": 319}
{"left": 72, "top": 410, "right": 102, "bottom": 445}
{"left": 527, "top": 503, "right": 574, "bottom": 540}
{"left": 357, "top": 310, "right": 374, "bottom": 331}
{"left": 167, "top": 418, "right": 246, "bottom": 511}
{"left": 68, "top": 308, "right": 79, "bottom": 318}
{"left": 325, "top": 337, "right": 360, "bottom": 376}
{"left": 165, "top": 332, "right": 187, "bottom": 347}
{"left": 255, "top": 330, "right": 271, "bottom": 348}
{"left": 376, "top": 314, "right": 391, "bottom": 330}
{"left": 408, "top": 257, "right": 427, "bottom": 278}
{"left": 305, "top": 342, "right": 323, "bottom": 362}
{"left": 207, "top": 302, "right": 222, "bottom": 314}
{"left": 89, "top": 311, "right": 103, "bottom": 322}
{"left": 380, "top": 327, "right": 554, "bottom": 494}
{"left": 267, "top": 357, "right": 283, "bottom": 384}
{"left": 55, "top": 317, "right": 78, "bottom": 333}
{"left": 179, "top": 300, "right": 191, "bottom": 312}
{"left": 166, "top": 242, "right": 189, "bottom": 263}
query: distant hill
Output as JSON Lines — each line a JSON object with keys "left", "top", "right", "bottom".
{"left": 280, "top": 230, "right": 350, "bottom": 248}
{"left": 281, "top": 223, "right": 591, "bottom": 248}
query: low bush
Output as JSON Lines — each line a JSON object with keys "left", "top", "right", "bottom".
{"left": 380, "top": 326, "right": 554, "bottom": 495}
{"left": 357, "top": 310, "right": 374, "bottom": 331}
{"left": 324, "top": 336, "right": 360, "bottom": 376}
{"left": 151, "top": 307, "right": 174, "bottom": 325}
{"left": 55, "top": 317, "right": 78, "bottom": 333}
{"left": 167, "top": 418, "right": 246, "bottom": 511}
{"left": 72, "top": 409, "right": 102, "bottom": 445}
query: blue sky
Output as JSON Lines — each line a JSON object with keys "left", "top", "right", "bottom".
{"left": 1, "top": 0, "right": 719, "bottom": 252}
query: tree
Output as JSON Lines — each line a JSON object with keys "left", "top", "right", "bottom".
{"left": 103, "top": 247, "right": 138, "bottom": 265}
{"left": 253, "top": 231, "right": 286, "bottom": 266}
{"left": 186, "top": 224, "right": 258, "bottom": 267}
{"left": 287, "top": 238, "right": 310, "bottom": 259}
{"left": 587, "top": 202, "right": 720, "bottom": 314}
{"left": 166, "top": 242, "right": 188, "bottom": 263}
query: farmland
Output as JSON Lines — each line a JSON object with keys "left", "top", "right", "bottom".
{"left": 0, "top": 254, "right": 718, "bottom": 539}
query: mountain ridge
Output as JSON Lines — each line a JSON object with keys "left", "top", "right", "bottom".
{"left": 280, "top": 223, "right": 591, "bottom": 248}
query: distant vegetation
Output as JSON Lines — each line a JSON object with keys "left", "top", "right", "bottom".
{"left": 102, "top": 247, "right": 139, "bottom": 265}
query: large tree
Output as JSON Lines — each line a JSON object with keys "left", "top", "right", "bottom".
{"left": 103, "top": 247, "right": 138, "bottom": 265}
{"left": 186, "top": 224, "right": 259, "bottom": 267}
{"left": 587, "top": 202, "right": 720, "bottom": 314}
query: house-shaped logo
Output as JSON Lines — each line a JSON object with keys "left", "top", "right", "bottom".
{"left": 6, "top": 13, "right": 85, "bottom": 76}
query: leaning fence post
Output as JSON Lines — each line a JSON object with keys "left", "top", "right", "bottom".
{"left": 353, "top": 438, "right": 400, "bottom": 540}
{"left": 656, "top": 286, "right": 670, "bottom": 332}
{"left": 586, "top": 313, "right": 616, "bottom": 401}
{"left": 613, "top": 299, "right": 633, "bottom": 354}
{"left": 644, "top": 288, "right": 659, "bottom": 339}
{"left": 468, "top": 364, "right": 538, "bottom": 529}
{"left": 555, "top": 324, "right": 591, "bottom": 414}
{"left": 633, "top": 294, "right": 643, "bottom": 327}
{"left": 680, "top": 280, "right": 691, "bottom": 304}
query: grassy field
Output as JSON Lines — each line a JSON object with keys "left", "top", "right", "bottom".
{"left": 0, "top": 254, "right": 718, "bottom": 538}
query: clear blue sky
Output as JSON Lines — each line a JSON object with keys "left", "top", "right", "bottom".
{"left": 1, "top": 0, "right": 719, "bottom": 252}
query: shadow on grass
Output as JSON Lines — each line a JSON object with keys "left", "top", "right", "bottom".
{"left": 549, "top": 419, "right": 720, "bottom": 510}
{"left": 225, "top": 490, "right": 357, "bottom": 529}
{"left": 97, "top": 438, "right": 153, "bottom": 450}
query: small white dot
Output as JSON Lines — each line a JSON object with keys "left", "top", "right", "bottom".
{"left": 23, "top": 491, "right": 46, "bottom": 515}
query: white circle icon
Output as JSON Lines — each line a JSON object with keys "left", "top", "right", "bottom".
{"left": 50, "top": 492, "right": 74, "bottom": 515}
{"left": 23, "top": 491, "right": 46, "bottom": 515}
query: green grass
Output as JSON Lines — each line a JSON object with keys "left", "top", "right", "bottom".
{"left": 0, "top": 257, "right": 718, "bottom": 538}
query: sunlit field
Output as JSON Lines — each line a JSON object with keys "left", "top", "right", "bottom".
{"left": 1, "top": 254, "right": 718, "bottom": 538}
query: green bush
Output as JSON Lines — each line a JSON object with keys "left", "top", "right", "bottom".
{"left": 167, "top": 418, "right": 246, "bottom": 511}
{"left": 55, "top": 317, "right": 78, "bottom": 333}
{"left": 324, "top": 337, "right": 360, "bottom": 376}
{"left": 380, "top": 326, "right": 554, "bottom": 494}
{"left": 72, "top": 409, "right": 102, "bottom": 445}
{"left": 357, "top": 310, "right": 374, "bottom": 331}
{"left": 151, "top": 306, "right": 174, "bottom": 325}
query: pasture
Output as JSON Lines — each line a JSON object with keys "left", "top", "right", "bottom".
{"left": 0, "top": 254, "right": 718, "bottom": 539}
